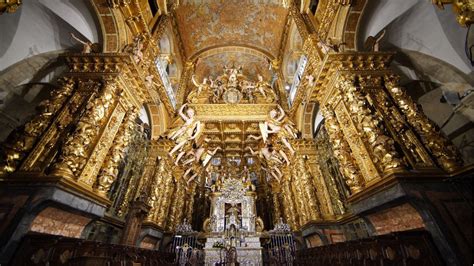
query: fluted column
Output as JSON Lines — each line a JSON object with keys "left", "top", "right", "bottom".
{"left": 0, "top": 78, "right": 75, "bottom": 176}
{"left": 384, "top": 75, "right": 463, "bottom": 172}
{"left": 95, "top": 107, "right": 138, "bottom": 196}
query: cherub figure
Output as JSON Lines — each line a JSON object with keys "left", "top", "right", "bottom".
{"left": 259, "top": 105, "right": 298, "bottom": 155}
{"left": 70, "top": 33, "right": 93, "bottom": 53}
{"left": 167, "top": 104, "right": 202, "bottom": 160}
{"left": 192, "top": 75, "right": 212, "bottom": 96}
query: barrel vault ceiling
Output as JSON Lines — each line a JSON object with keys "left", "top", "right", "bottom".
{"left": 174, "top": 0, "right": 289, "bottom": 81}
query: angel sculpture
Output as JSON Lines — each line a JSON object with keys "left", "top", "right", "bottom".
{"left": 132, "top": 37, "right": 144, "bottom": 64}
{"left": 259, "top": 105, "right": 298, "bottom": 155}
{"left": 247, "top": 135, "right": 290, "bottom": 165}
{"left": 254, "top": 75, "right": 277, "bottom": 102}
{"left": 192, "top": 75, "right": 212, "bottom": 96}
{"left": 182, "top": 143, "right": 221, "bottom": 168}
{"left": 210, "top": 81, "right": 224, "bottom": 103}
{"left": 182, "top": 144, "right": 219, "bottom": 186}
{"left": 167, "top": 104, "right": 202, "bottom": 162}
{"left": 240, "top": 80, "right": 256, "bottom": 103}
{"left": 247, "top": 146, "right": 284, "bottom": 182}
{"left": 364, "top": 29, "right": 386, "bottom": 52}
{"left": 70, "top": 33, "right": 93, "bottom": 53}
{"left": 183, "top": 164, "right": 201, "bottom": 186}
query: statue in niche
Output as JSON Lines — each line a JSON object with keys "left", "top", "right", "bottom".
{"left": 167, "top": 104, "right": 202, "bottom": 163}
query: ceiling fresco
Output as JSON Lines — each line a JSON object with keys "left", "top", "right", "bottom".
{"left": 175, "top": 0, "right": 289, "bottom": 58}
{"left": 194, "top": 51, "right": 273, "bottom": 81}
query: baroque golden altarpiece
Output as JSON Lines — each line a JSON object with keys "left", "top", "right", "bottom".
{"left": 0, "top": 0, "right": 470, "bottom": 264}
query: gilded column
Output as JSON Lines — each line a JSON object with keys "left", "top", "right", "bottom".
{"left": 51, "top": 79, "right": 119, "bottom": 180}
{"left": 0, "top": 78, "right": 75, "bottom": 176}
{"left": 271, "top": 188, "right": 282, "bottom": 224}
{"left": 174, "top": 180, "right": 187, "bottom": 228}
{"left": 291, "top": 164, "right": 309, "bottom": 225}
{"left": 156, "top": 162, "right": 175, "bottom": 227}
{"left": 167, "top": 177, "right": 186, "bottom": 231}
{"left": 95, "top": 107, "right": 138, "bottom": 196}
{"left": 175, "top": 61, "right": 195, "bottom": 108}
{"left": 307, "top": 156, "right": 334, "bottom": 219}
{"left": 322, "top": 107, "right": 364, "bottom": 193}
{"left": 361, "top": 76, "right": 435, "bottom": 169}
{"left": 281, "top": 173, "right": 298, "bottom": 229}
{"left": 185, "top": 181, "right": 197, "bottom": 223}
{"left": 384, "top": 75, "right": 463, "bottom": 172}
{"left": 146, "top": 158, "right": 166, "bottom": 222}
{"left": 340, "top": 77, "right": 406, "bottom": 173}
{"left": 134, "top": 154, "right": 158, "bottom": 201}
{"left": 297, "top": 156, "right": 321, "bottom": 221}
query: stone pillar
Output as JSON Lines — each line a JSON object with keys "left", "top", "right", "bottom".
{"left": 384, "top": 75, "right": 463, "bottom": 172}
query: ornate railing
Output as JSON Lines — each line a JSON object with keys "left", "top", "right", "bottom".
{"left": 295, "top": 230, "right": 444, "bottom": 266}
{"left": 10, "top": 233, "right": 175, "bottom": 265}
